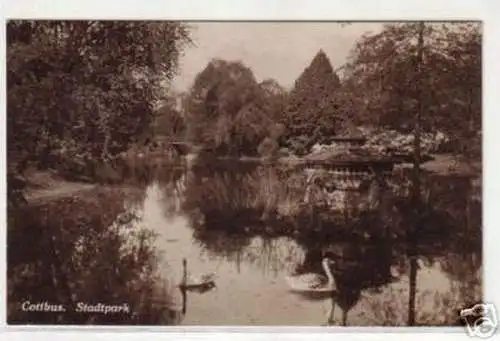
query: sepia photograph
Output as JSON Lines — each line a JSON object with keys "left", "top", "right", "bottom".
{"left": 6, "top": 20, "right": 483, "bottom": 328}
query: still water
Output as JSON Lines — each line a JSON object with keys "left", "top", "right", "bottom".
{"left": 8, "top": 161, "right": 482, "bottom": 326}
{"left": 144, "top": 183, "right": 478, "bottom": 326}
{"left": 129, "top": 161, "right": 481, "bottom": 326}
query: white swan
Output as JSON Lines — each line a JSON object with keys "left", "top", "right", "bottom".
{"left": 285, "top": 257, "right": 337, "bottom": 297}
{"left": 178, "top": 259, "right": 217, "bottom": 292}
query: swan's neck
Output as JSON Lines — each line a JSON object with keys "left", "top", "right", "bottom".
{"left": 322, "top": 258, "right": 334, "bottom": 285}
{"left": 182, "top": 261, "right": 187, "bottom": 285}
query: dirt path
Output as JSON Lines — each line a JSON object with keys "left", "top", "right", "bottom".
{"left": 20, "top": 170, "right": 98, "bottom": 203}
{"left": 24, "top": 182, "right": 98, "bottom": 202}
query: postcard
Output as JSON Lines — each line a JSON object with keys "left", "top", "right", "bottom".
{"left": 5, "top": 19, "right": 489, "bottom": 337}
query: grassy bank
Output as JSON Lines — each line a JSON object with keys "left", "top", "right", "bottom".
{"left": 21, "top": 170, "right": 96, "bottom": 203}
{"left": 8, "top": 146, "right": 170, "bottom": 207}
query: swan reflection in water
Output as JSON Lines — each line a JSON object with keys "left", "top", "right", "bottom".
{"left": 167, "top": 258, "right": 218, "bottom": 324}
{"left": 179, "top": 258, "right": 217, "bottom": 292}
{"left": 285, "top": 252, "right": 364, "bottom": 326}
{"left": 285, "top": 257, "right": 336, "bottom": 299}
{"left": 285, "top": 255, "right": 343, "bottom": 325}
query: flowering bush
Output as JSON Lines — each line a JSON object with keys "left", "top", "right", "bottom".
{"left": 364, "top": 129, "right": 450, "bottom": 155}
{"left": 309, "top": 127, "right": 450, "bottom": 158}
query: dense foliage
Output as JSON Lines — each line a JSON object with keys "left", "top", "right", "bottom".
{"left": 152, "top": 91, "right": 186, "bottom": 140}
{"left": 8, "top": 21, "right": 481, "bottom": 172}
{"left": 7, "top": 20, "right": 191, "bottom": 177}
{"left": 182, "top": 22, "right": 481, "bottom": 160}
{"left": 6, "top": 21, "right": 482, "bottom": 327}
{"left": 8, "top": 21, "right": 482, "bottom": 172}
{"left": 281, "top": 50, "right": 342, "bottom": 155}
{"left": 184, "top": 59, "right": 284, "bottom": 156}
{"left": 8, "top": 188, "right": 180, "bottom": 325}
{"left": 339, "top": 22, "right": 481, "bottom": 158}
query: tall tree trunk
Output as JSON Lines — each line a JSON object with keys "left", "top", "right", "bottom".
{"left": 408, "top": 21, "right": 425, "bottom": 327}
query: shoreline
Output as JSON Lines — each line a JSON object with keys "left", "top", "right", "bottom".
{"left": 20, "top": 170, "right": 98, "bottom": 204}
{"left": 24, "top": 182, "right": 97, "bottom": 203}
{"left": 18, "top": 153, "right": 479, "bottom": 205}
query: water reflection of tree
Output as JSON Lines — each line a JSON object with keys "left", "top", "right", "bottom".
{"left": 440, "top": 250, "right": 482, "bottom": 311}
{"left": 411, "top": 172, "right": 481, "bottom": 313}
{"left": 183, "top": 163, "right": 259, "bottom": 225}
{"left": 192, "top": 229, "right": 253, "bottom": 260}
{"left": 182, "top": 162, "right": 308, "bottom": 235}
{"left": 248, "top": 237, "right": 304, "bottom": 275}
{"left": 155, "top": 165, "right": 187, "bottom": 219}
{"left": 428, "top": 173, "right": 481, "bottom": 244}
{"left": 182, "top": 161, "right": 480, "bottom": 252}
{"left": 357, "top": 172, "right": 481, "bottom": 326}
{"left": 360, "top": 251, "right": 481, "bottom": 326}
{"left": 7, "top": 188, "right": 179, "bottom": 325}
{"left": 292, "top": 239, "right": 397, "bottom": 325}
{"left": 179, "top": 161, "right": 481, "bottom": 326}
{"left": 192, "top": 228, "right": 303, "bottom": 275}
{"left": 181, "top": 162, "right": 403, "bottom": 241}
{"left": 292, "top": 176, "right": 479, "bottom": 326}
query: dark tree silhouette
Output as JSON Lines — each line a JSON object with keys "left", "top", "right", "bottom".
{"left": 282, "top": 49, "right": 342, "bottom": 155}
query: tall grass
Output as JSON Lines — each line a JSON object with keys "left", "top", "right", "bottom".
{"left": 183, "top": 165, "right": 307, "bottom": 229}
{"left": 180, "top": 161, "right": 480, "bottom": 245}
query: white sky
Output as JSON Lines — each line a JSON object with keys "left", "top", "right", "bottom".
{"left": 172, "top": 22, "right": 384, "bottom": 91}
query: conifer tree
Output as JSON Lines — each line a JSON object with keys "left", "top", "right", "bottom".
{"left": 282, "top": 49, "right": 341, "bottom": 155}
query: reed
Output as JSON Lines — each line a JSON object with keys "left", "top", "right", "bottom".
{"left": 184, "top": 165, "right": 307, "bottom": 228}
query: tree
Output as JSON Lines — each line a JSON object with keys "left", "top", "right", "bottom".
{"left": 340, "top": 22, "right": 481, "bottom": 157}
{"left": 7, "top": 20, "right": 192, "bottom": 174}
{"left": 282, "top": 49, "right": 342, "bottom": 155}
{"left": 185, "top": 59, "right": 283, "bottom": 156}
{"left": 152, "top": 91, "right": 186, "bottom": 140}
{"left": 258, "top": 78, "right": 288, "bottom": 122}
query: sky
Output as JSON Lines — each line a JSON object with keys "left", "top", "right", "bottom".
{"left": 172, "top": 22, "right": 384, "bottom": 92}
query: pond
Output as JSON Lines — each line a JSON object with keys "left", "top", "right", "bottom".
{"left": 7, "top": 159, "right": 482, "bottom": 326}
